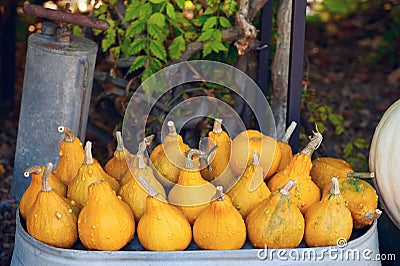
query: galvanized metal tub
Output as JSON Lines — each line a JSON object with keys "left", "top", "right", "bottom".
{"left": 11, "top": 209, "right": 381, "bottom": 266}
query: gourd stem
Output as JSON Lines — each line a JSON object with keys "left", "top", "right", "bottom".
{"left": 115, "top": 131, "right": 124, "bottom": 152}
{"left": 186, "top": 149, "right": 205, "bottom": 169}
{"left": 42, "top": 162, "right": 53, "bottom": 192}
{"left": 365, "top": 209, "right": 382, "bottom": 222}
{"left": 347, "top": 172, "right": 375, "bottom": 179}
{"left": 23, "top": 165, "right": 43, "bottom": 177}
{"left": 144, "top": 134, "right": 155, "bottom": 147}
{"left": 251, "top": 152, "right": 259, "bottom": 166}
{"left": 215, "top": 185, "right": 224, "bottom": 201}
{"left": 330, "top": 177, "right": 340, "bottom": 195}
{"left": 58, "top": 126, "right": 75, "bottom": 143}
{"left": 84, "top": 141, "right": 94, "bottom": 165}
{"left": 300, "top": 127, "right": 323, "bottom": 157}
{"left": 137, "top": 155, "right": 146, "bottom": 169}
{"left": 137, "top": 140, "right": 147, "bottom": 157}
{"left": 213, "top": 118, "right": 223, "bottom": 134}
{"left": 167, "top": 121, "right": 178, "bottom": 136}
{"left": 280, "top": 121, "right": 297, "bottom": 143}
{"left": 137, "top": 176, "right": 158, "bottom": 197}
{"left": 280, "top": 179, "right": 297, "bottom": 196}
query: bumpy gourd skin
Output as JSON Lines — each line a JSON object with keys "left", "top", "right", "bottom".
{"left": 104, "top": 131, "right": 131, "bottom": 182}
{"left": 246, "top": 180, "right": 304, "bottom": 249}
{"left": 137, "top": 195, "right": 192, "bottom": 251}
{"left": 26, "top": 163, "right": 78, "bottom": 249}
{"left": 78, "top": 180, "right": 135, "bottom": 251}
{"left": 193, "top": 188, "right": 246, "bottom": 250}
{"left": 310, "top": 157, "right": 353, "bottom": 190}
{"left": 304, "top": 178, "right": 353, "bottom": 247}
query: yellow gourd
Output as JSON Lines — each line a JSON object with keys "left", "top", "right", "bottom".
{"left": 168, "top": 149, "right": 216, "bottom": 225}
{"left": 93, "top": 158, "right": 120, "bottom": 192}
{"left": 268, "top": 131, "right": 322, "bottom": 214}
{"left": 104, "top": 131, "right": 131, "bottom": 182}
{"left": 304, "top": 177, "right": 353, "bottom": 247}
{"left": 310, "top": 157, "right": 354, "bottom": 189}
{"left": 227, "top": 152, "right": 271, "bottom": 219}
{"left": 246, "top": 180, "right": 304, "bottom": 249}
{"left": 200, "top": 118, "right": 232, "bottom": 182}
{"left": 78, "top": 180, "right": 135, "bottom": 251}
{"left": 151, "top": 121, "right": 190, "bottom": 185}
{"left": 26, "top": 163, "right": 78, "bottom": 248}
{"left": 137, "top": 184, "right": 192, "bottom": 251}
{"left": 53, "top": 126, "right": 84, "bottom": 185}
{"left": 193, "top": 186, "right": 246, "bottom": 250}
{"left": 322, "top": 176, "right": 381, "bottom": 229}
{"left": 119, "top": 140, "right": 147, "bottom": 186}
{"left": 118, "top": 152, "right": 166, "bottom": 222}
{"left": 276, "top": 121, "right": 297, "bottom": 172}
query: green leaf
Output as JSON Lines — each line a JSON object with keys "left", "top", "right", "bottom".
{"left": 128, "top": 38, "right": 147, "bottom": 55}
{"left": 148, "top": 12, "right": 166, "bottom": 28}
{"left": 197, "top": 29, "right": 216, "bottom": 41}
{"left": 139, "top": 3, "right": 153, "bottom": 20}
{"left": 219, "top": 16, "right": 232, "bottom": 28}
{"left": 124, "top": 2, "right": 142, "bottom": 22}
{"left": 149, "top": 39, "right": 167, "bottom": 62}
{"left": 147, "top": 23, "right": 168, "bottom": 40}
{"left": 343, "top": 143, "right": 353, "bottom": 158}
{"left": 168, "top": 35, "right": 186, "bottom": 59}
{"left": 125, "top": 20, "right": 146, "bottom": 38}
{"left": 203, "top": 16, "right": 218, "bottom": 30}
{"left": 175, "top": 0, "right": 185, "bottom": 9}
{"left": 128, "top": 55, "right": 147, "bottom": 74}
{"left": 150, "top": 0, "right": 166, "bottom": 3}
{"left": 102, "top": 22, "right": 116, "bottom": 52}
{"left": 202, "top": 40, "right": 228, "bottom": 57}
{"left": 166, "top": 2, "right": 176, "bottom": 20}
{"left": 202, "top": 42, "right": 214, "bottom": 57}
{"left": 221, "top": 0, "right": 237, "bottom": 17}
{"left": 353, "top": 138, "right": 369, "bottom": 149}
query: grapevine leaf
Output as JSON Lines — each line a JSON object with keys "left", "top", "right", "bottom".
{"left": 168, "top": 35, "right": 186, "bottom": 59}
{"left": 124, "top": 2, "right": 142, "bottom": 22}
{"left": 125, "top": 20, "right": 146, "bottom": 38}
{"left": 174, "top": 0, "right": 185, "bottom": 9}
{"left": 148, "top": 12, "right": 166, "bottom": 28}
{"left": 166, "top": 2, "right": 176, "bottom": 20}
{"left": 102, "top": 21, "right": 116, "bottom": 52}
{"left": 210, "top": 40, "right": 228, "bottom": 53}
{"left": 219, "top": 16, "right": 232, "bottom": 28}
{"left": 150, "top": 0, "right": 166, "bottom": 3}
{"left": 197, "top": 29, "right": 216, "bottom": 41}
{"left": 128, "top": 55, "right": 147, "bottom": 74}
{"left": 148, "top": 23, "right": 168, "bottom": 40}
{"left": 128, "top": 38, "right": 147, "bottom": 55}
{"left": 139, "top": 3, "right": 153, "bottom": 20}
{"left": 149, "top": 39, "right": 167, "bottom": 62}
{"left": 203, "top": 16, "right": 218, "bottom": 30}
{"left": 221, "top": 0, "right": 237, "bottom": 17}
{"left": 202, "top": 42, "right": 214, "bottom": 57}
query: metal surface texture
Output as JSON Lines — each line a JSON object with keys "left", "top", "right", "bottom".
{"left": 11, "top": 32, "right": 98, "bottom": 201}
{"left": 11, "top": 209, "right": 381, "bottom": 266}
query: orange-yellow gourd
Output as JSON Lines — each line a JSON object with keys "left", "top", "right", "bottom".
{"left": 168, "top": 149, "right": 216, "bottom": 225}
{"left": 310, "top": 157, "right": 354, "bottom": 190}
{"left": 227, "top": 152, "right": 271, "bottom": 219}
{"left": 137, "top": 187, "right": 192, "bottom": 251}
{"left": 230, "top": 129, "right": 281, "bottom": 178}
{"left": 93, "top": 158, "right": 120, "bottom": 192}
{"left": 78, "top": 180, "right": 135, "bottom": 251}
{"left": 53, "top": 126, "right": 84, "bottom": 185}
{"left": 246, "top": 179, "right": 304, "bottom": 249}
{"left": 276, "top": 121, "right": 297, "bottom": 172}
{"left": 104, "top": 131, "right": 131, "bottom": 182}
{"left": 200, "top": 118, "right": 232, "bottom": 182}
{"left": 304, "top": 177, "right": 353, "bottom": 247}
{"left": 322, "top": 176, "right": 381, "bottom": 229}
{"left": 268, "top": 131, "right": 322, "bottom": 214}
{"left": 150, "top": 121, "right": 190, "bottom": 185}
{"left": 26, "top": 163, "right": 78, "bottom": 248}
{"left": 193, "top": 186, "right": 246, "bottom": 250}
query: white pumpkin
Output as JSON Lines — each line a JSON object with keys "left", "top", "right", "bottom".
{"left": 369, "top": 98, "right": 400, "bottom": 229}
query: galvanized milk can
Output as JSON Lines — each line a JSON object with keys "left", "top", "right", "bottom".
{"left": 11, "top": 4, "right": 109, "bottom": 200}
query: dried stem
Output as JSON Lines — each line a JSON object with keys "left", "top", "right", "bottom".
{"left": 365, "top": 209, "right": 382, "bottom": 222}
{"left": 84, "top": 141, "right": 94, "bottom": 165}
{"left": 24, "top": 165, "right": 43, "bottom": 177}
{"left": 280, "top": 179, "right": 297, "bottom": 196}
{"left": 167, "top": 121, "right": 177, "bottom": 136}
{"left": 58, "top": 126, "right": 75, "bottom": 142}
{"left": 213, "top": 118, "right": 223, "bottom": 134}
{"left": 280, "top": 121, "right": 297, "bottom": 143}
{"left": 115, "top": 131, "right": 124, "bottom": 152}
{"left": 347, "top": 172, "right": 375, "bottom": 179}
{"left": 215, "top": 186, "right": 225, "bottom": 201}
{"left": 301, "top": 128, "right": 323, "bottom": 157}
{"left": 329, "top": 177, "right": 340, "bottom": 195}
{"left": 42, "top": 162, "right": 53, "bottom": 192}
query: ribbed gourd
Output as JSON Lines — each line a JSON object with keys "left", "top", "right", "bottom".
{"left": 104, "top": 131, "right": 132, "bottom": 182}
{"left": 268, "top": 131, "right": 322, "bottom": 214}
{"left": 200, "top": 118, "right": 232, "bottom": 182}
{"left": 168, "top": 149, "right": 216, "bottom": 225}
{"left": 53, "top": 126, "right": 85, "bottom": 185}
{"left": 276, "top": 121, "right": 297, "bottom": 173}
{"left": 310, "top": 157, "right": 354, "bottom": 190}
{"left": 304, "top": 177, "right": 353, "bottom": 247}
{"left": 26, "top": 163, "right": 78, "bottom": 248}
{"left": 246, "top": 180, "right": 304, "bottom": 249}
{"left": 20, "top": 165, "right": 67, "bottom": 220}
{"left": 322, "top": 176, "right": 381, "bottom": 229}
{"left": 150, "top": 121, "right": 190, "bottom": 185}
{"left": 78, "top": 180, "right": 135, "bottom": 251}
{"left": 193, "top": 186, "right": 246, "bottom": 250}
{"left": 137, "top": 181, "right": 192, "bottom": 251}
{"left": 118, "top": 150, "right": 166, "bottom": 222}
{"left": 227, "top": 152, "right": 271, "bottom": 219}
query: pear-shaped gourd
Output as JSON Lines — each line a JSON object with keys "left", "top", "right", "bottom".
{"left": 193, "top": 186, "right": 246, "bottom": 250}
{"left": 150, "top": 121, "right": 190, "bottom": 185}
{"left": 304, "top": 177, "right": 353, "bottom": 247}
{"left": 137, "top": 183, "right": 192, "bottom": 251}
{"left": 68, "top": 141, "right": 107, "bottom": 209}
{"left": 26, "top": 163, "right": 78, "bottom": 248}
{"left": 322, "top": 175, "right": 381, "bottom": 229}
{"left": 118, "top": 151, "right": 166, "bottom": 222}
{"left": 227, "top": 152, "right": 271, "bottom": 219}
{"left": 310, "top": 157, "right": 354, "bottom": 190}
{"left": 20, "top": 165, "right": 67, "bottom": 219}
{"left": 78, "top": 180, "right": 135, "bottom": 251}
{"left": 276, "top": 121, "right": 297, "bottom": 173}
{"left": 93, "top": 158, "right": 120, "bottom": 192}
{"left": 246, "top": 180, "right": 304, "bottom": 249}
{"left": 104, "top": 131, "right": 132, "bottom": 182}
{"left": 168, "top": 149, "right": 216, "bottom": 225}
{"left": 268, "top": 130, "right": 322, "bottom": 214}
{"left": 200, "top": 119, "right": 232, "bottom": 182}
{"left": 53, "top": 126, "right": 85, "bottom": 185}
